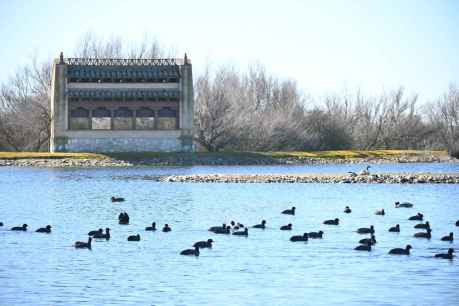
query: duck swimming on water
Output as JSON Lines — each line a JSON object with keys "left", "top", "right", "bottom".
{"left": 414, "top": 221, "right": 430, "bottom": 229}
{"left": 75, "top": 237, "right": 92, "bottom": 249}
{"left": 193, "top": 239, "right": 213, "bottom": 249}
{"left": 290, "top": 233, "right": 308, "bottom": 242}
{"left": 344, "top": 206, "right": 352, "bottom": 213}
{"left": 11, "top": 224, "right": 27, "bottom": 231}
{"left": 359, "top": 234, "right": 376, "bottom": 245}
{"left": 308, "top": 231, "right": 324, "bottom": 239}
{"left": 162, "top": 224, "right": 171, "bottom": 232}
{"left": 360, "top": 234, "right": 376, "bottom": 244}
{"left": 375, "top": 209, "right": 385, "bottom": 216}
{"left": 282, "top": 207, "right": 296, "bottom": 215}
{"left": 36, "top": 225, "right": 52, "bottom": 233}
{"left": 323, "top": 218, "right": 339, "bottom": 225}
{"left": 127, "top": 234, "right": 140, "bottom": 241}
{"left": 0, "top": 222, "right": 3, "bottom": 226}
{"left": 355, "top": 241, "right": 372, "bottom": 251}
{"left": 93, "top": 228, "right": 110, "bottom": 240}
{"left": 111, "top": 196, "right": 125, "bottom": 202}
{"left": 280, "top": 224, "right": 292, "bottom": 231}
{"left": 209, "top": 223, "right": 226, "bottom": 233}
{"left": 357, "top": 225, "right": 374, "bottom": 234}
{"left": 441, "top": 232, "right": 454, "bottom": 242}
{"left": 118, "top": 212, "right": 129, "bottom": 224}
{"left": 435, "top": 248, "right": 454, "bottom": 259}
{"left": 414, "top": 228, "right": 432, "bottom": 239}
{"left": 88, "top": 228, "right": 103, "bottom": 236}
{"left": 180, "top": 246, "right": 199, "bottom": 256}
{"left": 388, "top": 224, "right": 400, "bottom": 232}
{"left": 252, "top": 220, "right": 266, "bottom": 229}
{"left": 408, "top": 213, "right": 423, "bottom": 221}
{"left": 389, "top": 245, "right": 412, "bottom": 255}
{"left": 395, "top": 201, "right": 413, "bottom": 208}
{"left": 145, "top": 222, "right": 156, "bottom": 231}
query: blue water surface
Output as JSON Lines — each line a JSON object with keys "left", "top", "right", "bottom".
{"left": 0, "top": 165, "right": 458, "bottom": 306}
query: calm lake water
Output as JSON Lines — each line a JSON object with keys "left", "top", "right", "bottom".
{"left": 0, "top": 164, "right": 458, "bottom": 306}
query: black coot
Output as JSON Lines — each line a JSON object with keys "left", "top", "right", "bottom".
{"left": 11, "top": 224, "right": 27, "bottom": 231}
{"left": 36, "top": 225, "right": 52, "bottom": 233}
{"left": 389, "top": 245, "right": 412, "bottom": 255}
{"left": 180, "top": 246, "right": 199, "bottom": 256}
{"left": 193, "top": 239, "right": 213, "bottom": 248}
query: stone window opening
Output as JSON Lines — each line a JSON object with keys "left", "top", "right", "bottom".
{"left": 69, "top": 107, "right": 90, "bottom": 130}
{"left": 113, "top": 107, "right": 134, "bottom": 130}
{"left": 91, "top": 107, "right": 111, "bottom": 130}
{"left": 135, "top": 107, "right": 155, "bottom": 130}
{"left": 157, "top": 107, "right": 177, "bottom": 130}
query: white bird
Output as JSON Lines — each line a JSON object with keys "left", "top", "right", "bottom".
{"left": 360, "top": 165, "right": 371, "bottom": 176}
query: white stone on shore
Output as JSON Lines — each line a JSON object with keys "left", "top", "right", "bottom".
{"left": 158, "top": 173, "right": 459, "bottom": 184}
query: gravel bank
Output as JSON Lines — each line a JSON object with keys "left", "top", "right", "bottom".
{"left": 0, "top": 154, "right": 456, "bottom": 168}
{"left": 160, "top": 173, "right": 459, "bottom": 184}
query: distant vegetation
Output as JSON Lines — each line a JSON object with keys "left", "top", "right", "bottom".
{"left": 0, "top": 33, "right": 457, "bottom": 156}
{"left": 0, "top": 150, "right": 447, "bottom": 161}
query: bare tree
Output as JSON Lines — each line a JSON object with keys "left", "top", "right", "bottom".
{"left": 429, "top": 85, "right": 459, "bottom": 155}
{"left": 73, "top": 32, "right": 172, "bottom": 59}
{"left": 194, "top": 67, "right": 241, "bottom": 151}
{"left": 0, "top": 60, "right": 51, "bottom": 151}
{"left": 194, "top": 64, "right": 309, "bottom": 151}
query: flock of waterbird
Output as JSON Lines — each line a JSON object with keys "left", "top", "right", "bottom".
{"left": 2, "top": 195, "right": 457, "bottom": 260}
{"left": 200, "top": 201, "right": 456, "bottom": 259}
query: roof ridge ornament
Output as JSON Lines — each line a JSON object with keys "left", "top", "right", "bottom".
{"left": 64, "top": 58, "right": 181, "bottom": 67}
{"left": 59, "top": 52, "right": 64, "bottom": 64}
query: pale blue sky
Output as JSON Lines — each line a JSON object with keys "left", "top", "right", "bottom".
{"left": 0, "top": 0, "right": 458, "bottom": 101}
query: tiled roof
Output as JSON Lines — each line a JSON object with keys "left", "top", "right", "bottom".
{"left": 67, "top": 89, "right": 180, "bottom": 100}
{"left": 67, "top": 65, "right": 180, "bottom": 80}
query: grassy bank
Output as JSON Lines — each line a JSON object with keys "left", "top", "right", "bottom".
{"left": 263, "top": 150, "right": 448, "bottom": 159}
{"left": 0, "top": 150, "right": 448, "bottom": 161}
{"left": 0, "top": 152, "right": 108, "bottom": 160}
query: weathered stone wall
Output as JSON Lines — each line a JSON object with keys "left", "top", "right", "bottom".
{"left": 65, "top": 137, "right": 183, "bottom": 152}
{"left": 92, "top": 118, "right": 111, "bottom": 130}
{"left": 112, "top": 118, "right": 133, "bottom": 130}
{"left": 135, "top": 118, "right": 155, "bottom": 130}
{"left": 50, "top": 60, "right": 67, "bottom": 152}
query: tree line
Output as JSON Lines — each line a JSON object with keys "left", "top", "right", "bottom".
{"left": 0, "top": 35, "right": 458, "bottom": 156}
{"left": 196, "top": 65, "right": 458, "bottom": 155}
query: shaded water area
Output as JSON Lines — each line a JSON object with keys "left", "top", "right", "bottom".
{"left": 0, "top": 165, "right": 458, "bottom": 305}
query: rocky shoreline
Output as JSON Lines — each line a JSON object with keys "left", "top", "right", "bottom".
{"left": 160, "top": 173, "right": 459, "bottom": 184}
{"left": 1, "top": 155, "right": 457, "bottom": 184}
{"left": 0, "top": 158, "right": 131, "bottom": 168}
{"left": 0, "top": 153, "right": 456, "bottom": 168}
